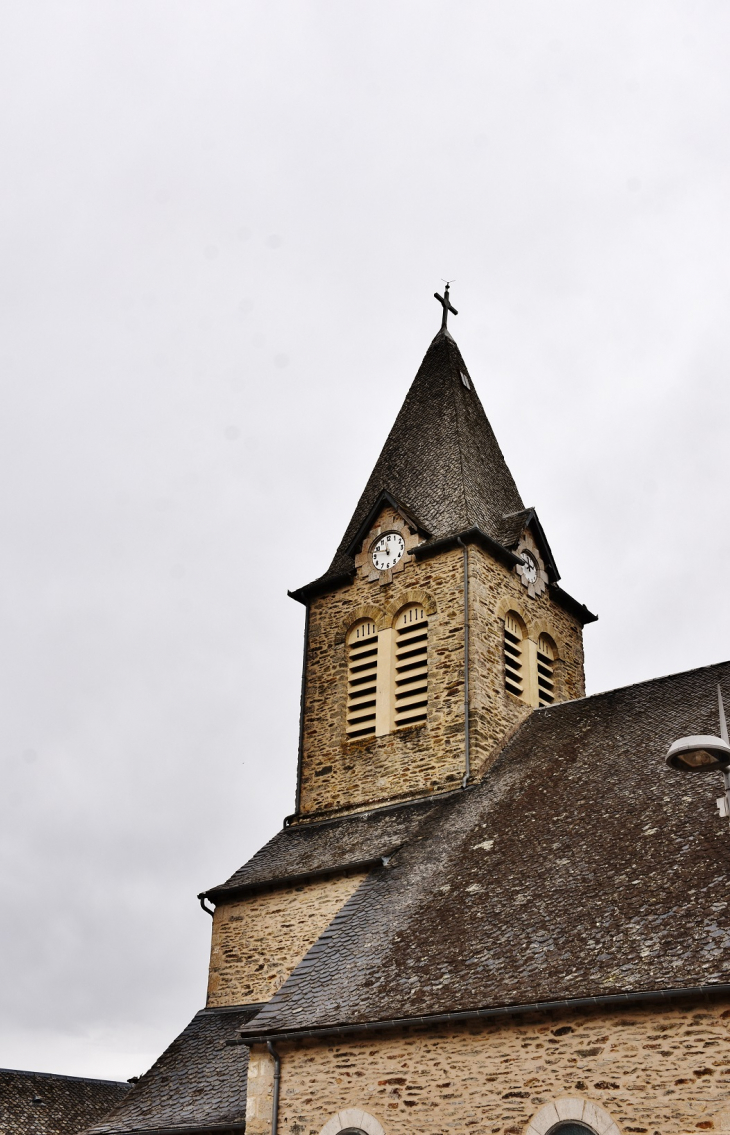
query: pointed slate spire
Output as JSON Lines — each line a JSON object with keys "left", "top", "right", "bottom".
{"left": 326, "top": 327, "right": 525, "bottom": 578}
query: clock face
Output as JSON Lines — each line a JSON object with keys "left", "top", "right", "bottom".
{"left": 372, "top": 532, "right": 406, "bottom": 571}
{"left": 521, "top": 551, "right": 538, "bottom": 584}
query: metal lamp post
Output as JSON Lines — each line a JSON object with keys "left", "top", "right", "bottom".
{"left": 665, "top": 685, "right": 730, "bottom": 820}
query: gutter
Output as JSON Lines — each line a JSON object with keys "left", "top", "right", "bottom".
{"left": 287, "top": 533, "right": 596, "bottom": 626}
{"left": 282, "top": 781, "right": 472, "bottom": 829}
{"left": 288, "top": 572, "right": 354, "bottom": 606}
{"left": 413, "top": 526, "right": 521, "bottom": 570}
{"left": 549, "top": 583, "right": 598, "bottom": 626}
{"left": 199, "top": 859, "right": 385, "bottom": 906}
{"left": 414, "top": 529, "right": 597, "bottom": 626}
{"left": 456, "top": 537, "right": 471, "bottom": 788}
{"left": 293, "top": 601, "right": 310, "bottom": 815}
{"left": 233, "top": 982, "right": 730, "bottom": 1046}
{"left": 267, "top": 1042, "right": 281, "bottom": 1135}
{"left": 94, "top": 1126, "right": 247, "bottom": 1134}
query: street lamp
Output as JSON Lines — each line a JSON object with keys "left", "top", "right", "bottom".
{"left": 665, "top": 685, "right": 730, "bottom": 819}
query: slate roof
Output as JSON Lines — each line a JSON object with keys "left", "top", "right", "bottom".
{"left": 201, "top": 795, "right": 444, "bottom": 902}
{"left": 319, "top": 329, "right": 525, "bottom": 584}
{"left": 86, "top": 1007, "right": 255, "bottom": 1134}
{"left": 0, "top": 1067, "right": 129, "bottom": 1135}
{"left": 242, "top": 660, "right": 730, "bottom": 1038}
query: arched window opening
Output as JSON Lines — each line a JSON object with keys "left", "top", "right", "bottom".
{"left": 547, "top": 1125, "right": 596, "bottom": 1135}
{"left": 394, "top": 604, "right": 428, "bottom": 728}
{"left": 537, "top": 634, "right": 556, "bottom": 706}
{"left": 346, "top": 620, "right": 379, "bottom": 738}
{"left": 504, "top": 612, "right": 526, "bottom": 699}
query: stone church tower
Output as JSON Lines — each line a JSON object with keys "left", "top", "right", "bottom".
{"left": 88, "top": 293, "right": 730, "bottom": 1135}
{"left": 290, "top": 302, "right": 594, "bottom": 820}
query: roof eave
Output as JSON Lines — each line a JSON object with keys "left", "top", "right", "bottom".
{"left": 199, "top": 859, "right": 384, "bottom": 906}
{"left": 549, "top": 583, "right": 598, "bottom": 625}
{"left": 413, "top": 526, "right": 522, "bottom": 570}
{"left": 233, "top": 982, "right": 730, "bottom": 1047}
{"left": 287, "top": 571, "right": 355, "bottom": 606}
{"left": 89, "top": 1125, "right": 247, "bottom": 1135}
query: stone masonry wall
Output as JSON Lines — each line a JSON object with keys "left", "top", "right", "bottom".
{"left": 206, "top": 872, "right": 367, "bottom": 1007}
{"left": 468, "top": 543, "right": 586, "bottom": 777}
{"left": 300, "top": 539, "right": 466, "bottom": 818}
{"left": 246, "top": 998, "right": 730, "bottom": 1135}
{"left": 298, "top": 512, "right": 586, "bottom": 818}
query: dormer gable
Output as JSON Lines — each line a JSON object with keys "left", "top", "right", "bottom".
{"left": 349, "top": 493, "right": 428, "bottom": 587}
{"left": 500, "top": 506, "right": 560, "bottom": 586}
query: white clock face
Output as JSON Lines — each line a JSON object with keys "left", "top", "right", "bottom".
{"left": 521, "top": 552, "right": 538, "bottom": 583}
{"left": 371, "top": 532, "right": 405, "bottom": 571}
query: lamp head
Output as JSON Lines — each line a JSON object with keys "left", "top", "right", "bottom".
{"left": 665, "top": 734, "right": 730, "bottom": 772}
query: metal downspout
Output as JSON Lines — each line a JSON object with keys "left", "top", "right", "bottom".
{"left": 267, "top": 1041, "right": 281, "bottom": 1135}
{"left": 293, "top": 603, "right": 310, "bottom": 817}
{"left": 457, "top": 538, "right": 470, "bottom": 788}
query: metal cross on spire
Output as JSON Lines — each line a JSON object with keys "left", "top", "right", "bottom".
{"left": 434, "top": 282, "right": 458, "bottom": 332}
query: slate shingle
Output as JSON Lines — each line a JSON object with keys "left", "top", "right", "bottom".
{"left": 314, "top": 329, "right": 525, "bottom": 586}
{"left": 243, "top": 660, "right": 730, "bottom": 1036}
{"left": 0, "top": 1068, "right": 129, "bottom": 1135}
{"left": 201, "top": 795, "right": 444, "bottom": 901}
{"left": 86, "top": 1007, "right": 255, "bottom": 1134}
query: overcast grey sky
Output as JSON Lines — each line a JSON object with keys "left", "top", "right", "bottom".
{"left": 1, "top": 0, "right": 729, "bottom": 1082}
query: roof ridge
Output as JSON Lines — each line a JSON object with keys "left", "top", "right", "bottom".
{"left": 0, "top": 1067, "right": 130, "bottom": 1086}
{"left": 447, "top": 334, "right": 471, "bottom": 531}
{"left": 285, "top": 784, "right": 471, "bottom": 830}
{"left": 245, "top": 868, "right": 379, "bottom": 1033}
{"left": 537, "top": 656, "right": 730, "bottom": 713}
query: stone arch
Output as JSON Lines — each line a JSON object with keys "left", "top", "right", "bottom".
{"left": 529, "top": 618, "right": 563, "bottom": 658}
{"left": 335, "top": 605, "right": 387, "bottom": 645}
{"left": 495, "top": 595, "right": 531, "bottom": 633}
{"left": 384, "top": 588, "right": 437, "bottom": 625}
{"left": 526, "top": 1097, "right": 621, "bottom": 1135}
{"left": 503, "top": 608, "right": 528, "bottom": 700}
{"left": 319, "top": 1108, "right": 386, "bottom": 1135}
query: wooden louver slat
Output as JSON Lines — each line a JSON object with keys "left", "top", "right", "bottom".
{"left": 394, "top": 605, "right": 428, "bottom": 728}
{"left": 346, "top": 620, "right": 378, "bottom": 737}
{"left": 537, "top": 634, "right": 556, "bottom": 706}
{"left": 504, "top": 612, "right": 524, "bottom": 699}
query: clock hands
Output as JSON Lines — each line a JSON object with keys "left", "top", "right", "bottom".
{"left": 371, "top": 532, "right": 405, "bottom": 570}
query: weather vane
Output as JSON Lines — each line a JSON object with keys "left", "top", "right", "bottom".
{"left": 434, "top": 280, "right": 458, "bottom": 332}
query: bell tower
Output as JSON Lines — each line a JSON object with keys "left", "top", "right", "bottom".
{"left": 288, "top": 290, "right": 596, "bottom": 822}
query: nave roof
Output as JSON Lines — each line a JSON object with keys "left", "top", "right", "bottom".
{"left": 0, "top": 1067, "right": 129, "bottom": 1135}
{"left": 242, "top": 660, "right": 730, "bottom": 1038}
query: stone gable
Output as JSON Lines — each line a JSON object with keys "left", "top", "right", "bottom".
{"left": 206, "top": 872, "right": 367, "bottom": 1008}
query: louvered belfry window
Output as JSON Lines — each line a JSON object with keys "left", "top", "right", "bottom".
{"left": 346, "top": 620, "right": 379, "bottom": 738}
{"left": 393, "top": 604, "right": 429, "bottom": 728}
{"left": 504, "top": 612, "right": 525, "bottom": 698}
{"left": 537, "top": 634, "right": 556, "bottom": 706}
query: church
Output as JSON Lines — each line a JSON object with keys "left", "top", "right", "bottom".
{"left": 86, "top": 289, "right": 730, "bottom": 1135}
